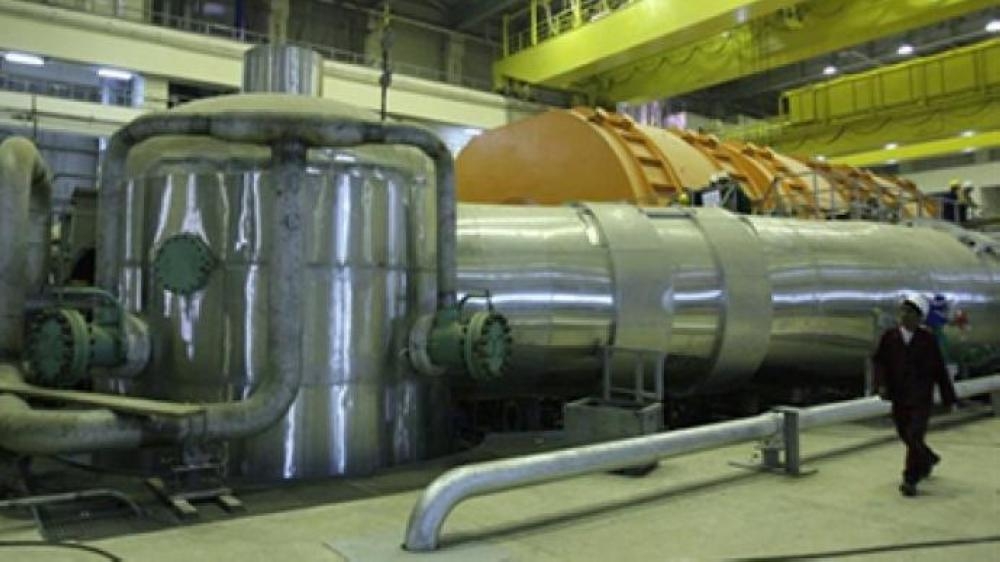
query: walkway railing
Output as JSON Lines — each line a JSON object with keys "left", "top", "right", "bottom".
{"left": 403, "top": 375, "right": 1000, "bottom": 551}
{"left": 22, "top": 0, "right": 494, "bottom": 92}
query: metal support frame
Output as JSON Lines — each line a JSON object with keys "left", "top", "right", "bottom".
{"left": 732, "top": 407, "right": 816, "bottom": 476}
{"left": 600, "top": 346, "right": 665, "bottom": 405}
{"left": 404, "top": 374, "right": 1000, "bottom": 551}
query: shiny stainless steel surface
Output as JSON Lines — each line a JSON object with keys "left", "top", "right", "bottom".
{"left": 750, "top": 216, "right": 1000, "bottom": 381}
{"left": 455, "top": 204, "right": 1000, "bottom": 395}
{"left": 242, "top": 44, "right": 324, "bottom": 96}
{"left": 107, "top": 140, "right": 445, "bottom": 479}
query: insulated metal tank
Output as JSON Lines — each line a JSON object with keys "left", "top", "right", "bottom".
{"left": 101, "top": 94, "right": 448, "bottom": 479}
{"left": 456, "top": 203, "right": 1000, "bottom": 396}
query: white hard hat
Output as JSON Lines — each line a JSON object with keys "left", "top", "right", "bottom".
{"left": 901, "top": 293, "right": 929, "bottom": 317}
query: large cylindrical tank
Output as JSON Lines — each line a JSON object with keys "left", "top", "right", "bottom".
{"left": 101, "top": 94, "right": 448, "bottom": 479}
{"left": 456, "top": 203, "right": 1000, "bottom": 396}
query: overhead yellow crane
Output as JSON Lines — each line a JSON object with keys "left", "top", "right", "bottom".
{"left": 736, "top": 37, "right": 1000, "bottom": 164}
{"left": 495, "top": 0, "right": 998, "bottom": 103}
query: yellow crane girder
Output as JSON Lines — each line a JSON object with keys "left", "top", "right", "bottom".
{"left": 576, "top": 0, "right": 997, "bottom": 102}
{"left": 493, "top": 0, "right": 802, "bottom": 91}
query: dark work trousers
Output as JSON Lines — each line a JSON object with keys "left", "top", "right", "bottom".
{"left": 891, "top": 403, "right": 937, "bottom": 484}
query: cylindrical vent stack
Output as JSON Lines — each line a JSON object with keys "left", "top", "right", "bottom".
{"left": 242, "top": 44, "right": 324, "bottom": 96}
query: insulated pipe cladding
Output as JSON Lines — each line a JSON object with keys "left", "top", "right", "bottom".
{"left": 456, "top": 203, "right": 1000, "bottom": 396}
{"left": 0, "top": 137, "right": 52, "bottom": 359}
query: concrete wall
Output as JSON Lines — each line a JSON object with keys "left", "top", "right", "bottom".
{"left": 901, "top": 160, "right": 1000, "bottom": 193}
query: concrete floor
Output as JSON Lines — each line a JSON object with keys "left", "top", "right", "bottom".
{"left": 1, "top": 408, "right": 998, "bottom": 561}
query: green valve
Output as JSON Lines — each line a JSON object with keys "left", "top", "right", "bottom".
{"left": 25, "top": 309, "right": 95, "bottom": 388}
{"left": 420, "top": 295, "right": 513, "bottom": 380}
{"left": 153, "top": 233, "right": 216, "bottom": 296}
{"left": 23, "top": 288, "right": 147, "bottom": 388}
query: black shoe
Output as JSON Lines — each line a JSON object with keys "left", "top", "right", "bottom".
{"left": 899, "top": 482, "right": 918, "bottom": 497}
{"left": 922, "top": 454, "right": 941, "bottom": 479}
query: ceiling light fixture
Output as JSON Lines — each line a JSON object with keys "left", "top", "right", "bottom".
{"left": 3, "top": 52, "right": 44, "bottom": 66}
{"left": 897, "top": 43, "right": 914, "bottom": 56}
{"left": 97, "top": 68, "right": 134, "bottom": 80}
{"left": 885, "top": 142, "right": 899, "bottom": 150}
{"left": 987, "top": 19, "right": 1000, "bottom": 33}
{"left": 822, "top": 65, "right": 838, "bottom": 76}
{"left": 886, "top": 159, "right": 898, "bottom": 165}
{"left": 961, "top": 130, "right": 976, "bottom": 138}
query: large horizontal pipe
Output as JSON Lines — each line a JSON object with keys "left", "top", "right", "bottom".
{"left": 403, "top": 375, "right": 1000, "bottom": 551}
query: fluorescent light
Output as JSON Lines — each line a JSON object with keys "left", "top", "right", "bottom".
{"left": 815, "top": 155, "right": 827, "bottom": 162}
{"left": 822, "top": 65, "right": 838, "bottom": 76}
{"left": 884, "top": 142, "right": 899, "bottom": 150}
{"left": 987, "top": 19, "right": 1000, "bottom": 33}
{"left": 333, "top": 154, "right": 356, "bottom": 163}
{"left": 897, "top": 43, "right": 915, "bottom": 56}
{"left": 962, "top": 147, "right": 977, "bottom": 154}
{"left": 961, "top": 130, "right": 976, "bottom": 138}
{"left": 97, "top": 67, "right": 134, "bottom": 80}
{"left": 886, "top": 159, "right": 898, "bottom": 165}
{"left": 4, "top": 52, "right": 44, "bottom": 66}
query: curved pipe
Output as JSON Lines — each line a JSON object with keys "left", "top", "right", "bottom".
{"left": 0, "top": 111, "right": 456, "bottom": 455}
{"left": 0, "top": 136, "right": 52, "bottom": 359}
{"left": 403, "top": 375, "right": 1000, "bottom": 551}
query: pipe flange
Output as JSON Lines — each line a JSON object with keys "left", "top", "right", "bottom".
{"left": 463, "top": 311, "right": 513, "bottom": 381}
{"left": 24, "top": 308, "right": 91, "bottom": 388}
{"left": 152, "top": 233, "right": 216, "bottom": 296}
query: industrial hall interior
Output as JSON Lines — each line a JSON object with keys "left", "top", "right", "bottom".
{"left": 1, "top": 0, "right": 1000, "bottom": 560}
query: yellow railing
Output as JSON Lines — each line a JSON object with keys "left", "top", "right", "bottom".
{"left": 502, "top": 0, "right": 637, "bottom": 57}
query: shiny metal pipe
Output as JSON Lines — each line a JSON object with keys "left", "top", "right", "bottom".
{"left": 403, "top": 374, "right": 1000, "bottom": 551}
{"left": 456, "top": 204, "right": 1000, "bottom": 395}
{"left": 404, "top": 412, "right": 782, "bottom": 551}
{"left": 0, "top": 137, "right": 51, "bottom": 359}
{"left": 798, "top": 374, "right": 1000, "bottom": 429}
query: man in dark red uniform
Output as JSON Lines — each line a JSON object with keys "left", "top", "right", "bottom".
{"left": 872, "top": 294, "right": 957, "bottom": 497}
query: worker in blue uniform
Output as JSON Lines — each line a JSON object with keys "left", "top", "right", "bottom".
{"left": 872, "top": 293, "right": 957, "bottom": 497}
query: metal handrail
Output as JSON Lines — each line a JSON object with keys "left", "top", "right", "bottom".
{"left": 24, "top": 0, "right": 494, "bottom": 92}
{"left": 403, "top": 374, "right": 1000, "bottom": 551}
{"left": 0, "top": 71, "right": 133, "bottom": 107}
{"left": 504, "top": 0, "right": 637, "bottom": 56}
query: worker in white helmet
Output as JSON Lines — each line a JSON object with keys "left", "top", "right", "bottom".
{"left": 872, "top": 293, "right": 957, "bottom": 497}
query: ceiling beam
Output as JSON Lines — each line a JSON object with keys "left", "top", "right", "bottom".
{"left": 453, "top": 0, "right": 520, "bottom": 31}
